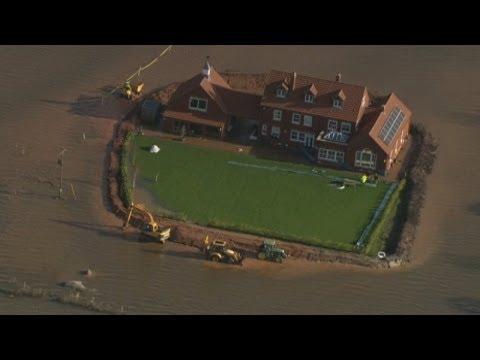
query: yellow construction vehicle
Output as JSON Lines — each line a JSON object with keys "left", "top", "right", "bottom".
{"left": 123, "top": 203, "right": 171, "bottom": 243}
{"left": 124, "top": 81, "right": 144, "bottom": 100}
{"left": 204, "top": 237, "right": 244, "bottom": 265}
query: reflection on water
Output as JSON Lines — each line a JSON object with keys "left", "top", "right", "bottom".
{"left": 0, "top": 46, "right": 480, "bottom": 314}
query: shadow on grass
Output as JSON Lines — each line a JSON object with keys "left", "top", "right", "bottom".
{"left": 249, "top": 142, "right": 312, "bottom": 166}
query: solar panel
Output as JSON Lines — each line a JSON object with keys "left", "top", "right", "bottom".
{"left": 379, "top": 106, "right": 405, "bottom": 145}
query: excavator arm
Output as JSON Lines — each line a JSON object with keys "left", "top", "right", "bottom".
{"left": 123, "top": 203, "right": 156, "bottom": 229}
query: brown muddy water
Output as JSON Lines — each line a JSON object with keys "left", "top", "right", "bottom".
{"left": 0, "top": 45, "right": 479, "bottom": 314}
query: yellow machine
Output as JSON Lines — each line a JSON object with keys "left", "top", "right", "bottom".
{"left": 124, "top": 81, "right": 145, "bottom": 100}
{"left": 204, "top": 237, "right": 244, "bottom": 265}
{"left": 123, "top": 203, "right": 171, "bottom": 243}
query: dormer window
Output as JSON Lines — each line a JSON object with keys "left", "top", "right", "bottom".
{"left": 333, "top": 98, "right": 343, "bottom": 108}
{"left": 305, "top": 93, "right": 314, "bottom": 103}
{"left": 333, "top": 89, "right": 346, "bottom": 109}
{"left": 305, "top": 84, "right": 317, "bottom": 104}
{"left": 276, "top": 88, "right": 286, "bottom": 98}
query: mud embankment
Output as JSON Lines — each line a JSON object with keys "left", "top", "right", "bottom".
{"left": 386, "top": 124, "right": 439, "bottom": 260}
{"left": 106, "top": 81, "right": 438, "bottom": 269}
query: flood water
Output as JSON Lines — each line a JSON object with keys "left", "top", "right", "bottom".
{"left": 0, "top": 45, "right": 479, "bottom": 314}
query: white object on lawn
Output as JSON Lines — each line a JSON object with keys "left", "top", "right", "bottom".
{"left": 150, "top": 145, "right": 160, "bottom": 153}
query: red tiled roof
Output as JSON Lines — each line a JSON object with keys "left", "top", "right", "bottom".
{"left": 168, "top": 65, "right": 232, "bottom": 106}
{"left": 350, "top": 93, "right": 412, "bottom": 155}
{"left": 163, "top": 109, "right": 225, "bottom": 128}
{"left": 214, "top": 87, "right": 262, "bottom": 119}
{"left": 261, "top": 69, "right": 367, "bottom": 122}
{"left": 167, "top": 64, "right": 261, "bottom": 121}
{"left": 368, "top": 93, "right": 412, "bottom": 154}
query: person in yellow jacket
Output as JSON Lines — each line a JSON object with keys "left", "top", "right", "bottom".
{"left": 124, "top": 81, "right": 133, "bottom": 99}
{"left": 361, "top": 174, "right": 368, "bottom": 184}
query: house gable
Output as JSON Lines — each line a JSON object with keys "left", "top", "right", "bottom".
{"left": 367, "top": 93, "right": 412, "bottom": 155}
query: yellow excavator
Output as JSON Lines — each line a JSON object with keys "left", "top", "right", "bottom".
{"left": 123, "top": 203, "right": 171, "bottom": 243}
{"left": 124, "top": 81, "right": 144, "bottom": 101}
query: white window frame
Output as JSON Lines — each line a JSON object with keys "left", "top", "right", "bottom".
{"left": 304, "top": 115, "right": 313, "bottom": 127}
{"left": 333, "top": 98, "right": 343, "bottom": 108}
{"left": 292, "top": 113, "right": 301, "bottom": 124}
{"left": 305, "top": 93, "right": 314, "bottom": 103}
{"left": 261, "top": 124, "right": 267, "bottom": 135}
{"left": 271, "top": 126, "right": 281, "bottom": 139}
{"left": 290, "top": 130, "right": 306, "bottom": 143}
{"left": 327, "top": 119, "right": 338, "bottom": 131}
{"left": 290, "top": 130, "right": 299, "bottom": 141}
{"left": 189, "top": 97, "right": 208, "bottom": 112}
{"left": 318, "top": 148, "right": 345, "bottom": 163}
{"left": 355, "top": 149, "right": 377, "bottom": 170}
{"left": 276, "top": 88, "right": 286, "bottom": 98}
{"left": 273, "top": 109, "right": 282, "bottom": 121}
{"left": 340, "top": 122, "right": 351, "bottom": 134}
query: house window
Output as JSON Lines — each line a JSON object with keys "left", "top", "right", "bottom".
{"left": 298, "top": 132, "right": 306, "bottom": 142}
{"left": 292, "top": 113, "right": 301, "bottom": 124}
{"left": 271, "top": 126, "right": 281, "bottom": 139}
{"left": 189, "top": 97, "right": 208, "bottom": 112}
{"left": 340, "top": 122, "right": 351, "bottom": 134}
{"left": 305, "top": 93, "right": 314, "bottom": 103}
{"left": 262, "top": 124, "right": 267, "bottom": 135}
{"left": 304, "top": 115, "right": 312, "bottom": 127}
{"left": 290, "top": 130, "right": 306, "bottom": 142}
{"left": 276, "top": 88, "right": 286, "bottom": 98}
{"left": 333, "top": 98, "right": 343, "bottom": 108}
{"left": 327, "top": 119, "right": 338, "bottom": 131}
{"left": 318, "top": 148, "right": 345, "bottom": 163}
{"left": 355, "top": 149, "right": 377, "bottom": 170}
{"left": 273, "top": 109, "right": 282, "bottom": 121}
{"left": 291, "top": 130, "right": 299, "bottom": 141}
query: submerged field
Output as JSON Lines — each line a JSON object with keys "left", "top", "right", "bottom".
{"left": 130, "top": 136, "right": 389, "bottom": 251}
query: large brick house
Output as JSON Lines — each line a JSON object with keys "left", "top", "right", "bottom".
{"left": 163, "top": 63, "right": 411, "bottom": 175}
{"left": 260, "top": 70, "right": 411, "bottom": 175}
{"left": 163, "top": 62, "right": 261, "bottom": 140}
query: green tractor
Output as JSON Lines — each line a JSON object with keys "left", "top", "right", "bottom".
{"left": 257, "top": 239, "right": 287, "bottom": 263}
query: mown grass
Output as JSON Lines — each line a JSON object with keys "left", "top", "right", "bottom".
{"left": 129, "top": 136, "right": 390, "bottom": 250}
{"left": 364, "top": 179, "right": 407, "bottom": 256}
{"left": 119, "top": 131, "right": 134, "bottom": 208}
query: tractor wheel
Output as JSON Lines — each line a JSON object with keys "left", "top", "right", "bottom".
{"left": 227, "top": 257, "right": 236, "bottom": 264}
{"left": 210, "top": 255, "right": 221, "bottom": 262}
{"left": 257, "top": 252, "right": 266, "bottom": 260}
{"left": 275, "top": 257, "right": 283, "bottom": 264}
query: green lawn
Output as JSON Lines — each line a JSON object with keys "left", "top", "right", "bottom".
{"left": 129, "top": 136, "right": 390, "bottom": 251}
